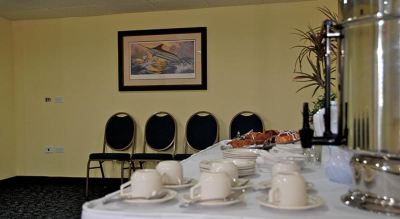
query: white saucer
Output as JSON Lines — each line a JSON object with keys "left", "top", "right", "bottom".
{"left": 199, "top": 159, "right": 256, "bottom": 170}
{"left": 223, "top": 148, "right": 261, "bottom": 155}
{"left": 164, "top": 178, "right": 196, "bottom": 189}
{"left": 199, "top": 159, "right": 256, "bottom": 177}
{"left": 199, "top": 171, "right": 255, "bottom": 178}
{"left": 200, "top": 168, "right": 256, "bottom": 177}
{"left": 232, "top": 179, "right": 252, "bottom": 190}
{"left": 222, "top": 149, "right": 259, "bottom": 160}
{"left": 238, "top": 169, "right": 256, "bottom": 177}
{"left": 122, "top": 189, "right": 177, "bottom": 204}
{"left": 230, "top": 159, "right": 256, "bottom": 168}
{"left": 257, "top": 180, "right": 314, "bottom": 190}
{"left": 182, "top": 192, "right": 244, "bottom": 206}
{"left": 256, "top": 194, "right": 324, "bottom": 210}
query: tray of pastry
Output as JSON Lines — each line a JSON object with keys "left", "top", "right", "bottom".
{"left": 220, "top": 130, "right": 277, "bottom": 150}
{"left": 220, "top": 130, "right": 300, "bottom": 150}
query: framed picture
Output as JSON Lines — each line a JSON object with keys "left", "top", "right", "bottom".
{"left": 118, "top": 27, "right": 207, "bottom": 91}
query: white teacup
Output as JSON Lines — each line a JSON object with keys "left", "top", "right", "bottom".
{"left": 190, "top": 171, "right": 231, "bottom": 200}
{"left": 210, "top": 160, "right": 239, "bottom": 185}
{"left": 272, "top": 160, "right": 300, "bottom": 177}
{"left": 269, "top": 171, "right": 307, "bottom": 207}
{"left": 120, "top": 169, "right": 162, "bottom": 198}
{"left": 156, "top": 160, "right": 183, "bottom": 185}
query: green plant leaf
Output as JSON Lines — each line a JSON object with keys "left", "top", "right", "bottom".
{"left": 296, "top": 82, "right": 319, "bottom": 93}
{"left": 311, "top": 86, "right": 320, "bottom": 97}
{"left": 318, "top": 6, "right": 338, "bottom": 24}
{"left": 292, "top": 6, "right": 338, "bottom": 97}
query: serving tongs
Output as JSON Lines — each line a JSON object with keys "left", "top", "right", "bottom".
{"left": 236, "top": 130, "right": 254, "bottom": 140}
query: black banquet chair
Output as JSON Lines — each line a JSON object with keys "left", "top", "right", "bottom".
{"left": 229, "top": 111, "right": 264, "bottom": 139}
{"left": 86, "top": 112, "right": 135, "bottom": 198}
{"left": 131, "top": 112, "right": 176, "bottom": 169}
{"left": 174, "top": 111, "right": 219, "bottom": 161}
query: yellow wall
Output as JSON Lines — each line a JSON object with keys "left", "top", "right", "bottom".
{"left": 0, "top": 17, "right": 16, "bottom": 180}
{"left": 11, "top": 0, "right": 336, "bottom": 177}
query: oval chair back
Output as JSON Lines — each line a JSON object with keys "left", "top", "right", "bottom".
{"left": 104, "top": 113, "right": 135, "bottom": 151}
{"left": 229, "top": 111, "right": 263, "bottom": 139}
{"left": 186, "top": 111, "right": 219, "bottom": 152}
{"left": 144, "top": 112, "right": 176, "bottom": 153}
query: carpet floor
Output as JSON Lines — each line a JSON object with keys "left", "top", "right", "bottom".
{"left": 0, "top": 177, "right": 120, "bottom": 219}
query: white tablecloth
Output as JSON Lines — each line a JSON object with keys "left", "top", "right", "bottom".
{"left": 82, "top": 142, "right": 396, "bottom": 219}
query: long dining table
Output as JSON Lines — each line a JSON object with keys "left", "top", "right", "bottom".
{"left": 82, "top": 142, "right": 397, "bottom": 219}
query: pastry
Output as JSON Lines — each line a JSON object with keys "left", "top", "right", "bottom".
{"left": 228, "top": 139, "right": 254, "bottom": 148}
{"left": 263, "top": 130, "right": 279, "bottom": 141}
{"left": 275, "top": 130, "right": 300, "bottom": 144}
{"left": 244, "top": 132, "right": 268, "bottom": 144}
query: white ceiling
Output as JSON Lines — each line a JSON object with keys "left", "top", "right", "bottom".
{"left": 0, "top": 0, "right": 311, "bottom": 20}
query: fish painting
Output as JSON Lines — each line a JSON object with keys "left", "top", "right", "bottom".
{"left": 144, "top": 44, "right": 183, "bottom": 63}
{"left": 130, "top": 40, "right": 195, "bottom": 76}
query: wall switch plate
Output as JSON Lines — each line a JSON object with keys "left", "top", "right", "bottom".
{"left": 55, "top": 96, "right": 63, "bottom": 103}
{"left": 54, "top": 146, "right": 64, "bottom": 153}
{"left": 45, "top": 146, "right": 55, "bottom": 153}
{"left": 44, "top": 146, "right": 64, "bottom": 153}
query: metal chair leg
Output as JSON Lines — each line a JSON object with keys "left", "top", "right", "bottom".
{"left": 99, "top": 161, "right": 105, "bottom": 178}
{"left": 86, "top": 160, "right": 91, "bottom": 199}
{"left": 120, "top": 160, "right": 125, "bottom": 185}
{"left": 130, "top": 160, "right": 135, "bottom": 176}
{"left": 128, "top": 161, "right": 132, "bottom": 178}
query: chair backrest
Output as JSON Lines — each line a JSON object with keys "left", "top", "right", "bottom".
{"left": 185, "top": 111, "right": 219, "bottom": 152}
{"left": 229, "top": 111, "right": 263, "bottom": 139}
{"left": 103, "top": 112, "right": 135, "bottom": 152}
{"left": 144, "top": 112, "right": 176, "bottom": 153}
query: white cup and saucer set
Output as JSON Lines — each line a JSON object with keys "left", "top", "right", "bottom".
{"left": 155, "top": 160, "right": 196, "bottom": 190}
{"left": 181, "top": 171, "right": 245, "bottom": 207}
{"left": 119, "top": 169, "right": 177, "bottom": 204}
{"left": 199, "top": 159, "right": 253, "bottom": 190}
{"left": 256, "top": 161, "right": 324, "bottom": 210}
{"left": 181, "top": 160, "right": 249, "bottom": 206}
{"left": 256, "top": 161, "right": 313, "bottom": 190}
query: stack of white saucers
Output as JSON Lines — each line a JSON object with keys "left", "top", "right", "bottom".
{"left": 256, "top": 149, "right": 306, "bottom": 170}
{"left": 222, "top": 148, "right": 260, "bottom": 161}
{"left": 199, "top": 159, "right": 256, "bottom": 177}
{"left": 230, "top": 158, "right": 256, "bottom": 176}
{"left": 272, "top": 144, "right": 304, "bottom": 155}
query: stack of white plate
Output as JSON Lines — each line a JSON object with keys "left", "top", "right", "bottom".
{"left": 230, "top": 158, "right": 256, "bottom": 176}
{"left": 272, "top": 144, "right": 304, "bottom": 155}
{"left": 200, "top": 158, "right": 256, "bottom": 177}
{"left": 222, "top": 149, "right": 260, "bottom": 160}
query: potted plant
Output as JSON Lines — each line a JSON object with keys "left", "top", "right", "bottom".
{"left": 292, "top": 6, "right": 338, "bottom": 117}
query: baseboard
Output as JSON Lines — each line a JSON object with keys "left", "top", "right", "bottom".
{"left": 0, "top": 176, "right": 123, "bottom": 186}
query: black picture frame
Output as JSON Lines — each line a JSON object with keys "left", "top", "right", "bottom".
{"left": 118, "top": 27, "right": 207, "bottom": 91}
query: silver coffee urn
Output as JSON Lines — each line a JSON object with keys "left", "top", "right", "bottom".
{"left": 300, "top": 0, "right": 400, "bottom": 215}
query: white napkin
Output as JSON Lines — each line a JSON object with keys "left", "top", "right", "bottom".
{"left": 275, "top": 143, "right": 302, "bottom": 149}
{"left": 272, "top": 144, "right": 304, "bottom": 154}
{"left": 256, "top": 149, "right": 306, "bottom": 169}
